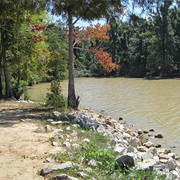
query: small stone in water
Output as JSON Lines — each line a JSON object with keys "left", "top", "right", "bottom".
{"left": 149, "top": 129, "right": 155, "bottom": 132}
{"left": 155, "top": 134, "right": 163, "bottom": 138}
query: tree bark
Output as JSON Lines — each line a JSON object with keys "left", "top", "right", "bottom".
{"left": 0, "top": 30, "right": 3, "bottom": 99}
{"left": 67, "top": 14, "right": 78, "bottom": 109}
{"left": 2, "top": 31, "right": 13, "bottom": 98}
{"left": 0, "top": 57, "right": 3, "bottom": 99}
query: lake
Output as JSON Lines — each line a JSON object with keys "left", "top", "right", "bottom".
{"left": 28, "top": 78, "right": 180, "bottom": 154}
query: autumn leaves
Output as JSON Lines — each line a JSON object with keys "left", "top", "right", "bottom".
{"left": 66, "top": 23, "right": 118, "bottom": 73}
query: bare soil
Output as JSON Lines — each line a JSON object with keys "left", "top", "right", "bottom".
{"left": 0, "top": 100, "right": 61, "bottom": 180}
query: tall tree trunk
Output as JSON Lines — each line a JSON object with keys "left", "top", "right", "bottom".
{"left": 67, "top": 14, "right": 79, "bottom": 109}
{"left": 160, "top": 1, "right": 169, "bottom": 77}
{"left": 0, "top": 55, "right": 2, "bottom": 99}
{"left": 2, "top": 31, "right": 13, "bottom": 98}
{"left": 0, "top": 31, "right": 3, "bottom": 99}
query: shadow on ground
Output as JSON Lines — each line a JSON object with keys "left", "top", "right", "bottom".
{"left": 0, "top": 103, "right": 51, "bottom": 127}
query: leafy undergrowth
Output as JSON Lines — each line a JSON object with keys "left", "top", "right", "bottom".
{"left": 44, "top": 123, "right": 166, "bottom": 180}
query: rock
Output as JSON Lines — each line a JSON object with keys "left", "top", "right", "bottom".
{"left": 113, "top": 132, "right": 123, "bottom": 140}
{"left": 88, "top": 159, "right": 98, "bottom": 167}
{"left": 167, "top": 158, "right": 177, "bottom": 171}
{"left": 72, "top": 143, "right": 81, "bottom": 149}
{"left": 168, "top": 153, "right": 176, "bottom": 159}
{"left": 122, "top": 132, "right": 131, "bottom": 140}
{"left": 110, "top": 139, "right": 116, "bottom": 146}
{"left": 114, "top": 146, "right": 126, "bottom": 155}
{"left": 40, "top": 161, "right": 73, "bottom": 176}
{"left": 67, "top": 114, "right": 77, "bottom": 121}
{"left": 47, "top": 119, "right": 54, "bottom": 123}
{"left": 143, "top": 130, "right": 149, "bottom": 134}
{"left": 136, "top": 159, "right": 156, "bottom": 171}
{"left": 40, "top": 168, "right": 52, "bottom": 176}
{"left": 148, "top": 147, "right": 157, "bottom": 155}
{"left": 119, "top": 117, "right": 123, "bottom": 120}
{"left": 159, "top": 159, "right": 168, "bottom": 163}
{"left": 158, "top": 153, "right": 169, "bottom": 159}
{"left": 70, "top": 131, "right": 78, "bottom": 137}
{"left": 54, "top": 135, "right": 64, "bottom": 140}
{"left": 62, "top": 142, "right": 71, "bottom": 149}
{"left": 156, "top": 170, "right": 168, "bottom": 177}
{"left": 155, "top": 144, "right": 161, "bottom": 148}
{"left": 137, "top": 146, "right": 148, "bottom": 152}
{"left": 103, "top": 130, "right": 114, "bottom": 138}
{"left": 96, "top": 125, "right": 106, "bottom": 134}
{"left": 143, "top": 141, "right": 154, "bottom": 148}
{"left": 66, "top": 126, "right": 71, "bottom": 131}
{"left": 71, "top": 124, "right": 80, "bottom": 128}
{"left": 77, "top": 172, "right": 87, "bottom": 178}
{"left": 155, "top": 134, "right": 163, "bottom": 138}
{"left": 44, "top": 125, "right": 54, "bottom": 132}
{"left": 35, "top": 127, "right": 46, "bottom": 133}
{"left": 137, "top": 129, "right": 143, "bottom": 135}
{"left": 129, "top": 137, "right": 139, "bottom": 148}
{"left": 116, "top": 155, "right": 135, "bottom": 169}
{"left": 137, "top": 152, "right": 153, "bottom": 161}
{"left": 153, "top": 156, "right": 159, "bottom": 163}
{"left": 138, "top": 134, "right": 148, "bottom": 144}
{"left": 149, "top": 129, "right": 155, "bottom": 132}
{"left": 53, "top": 111, "right": 62, "bottom": 120}
{"left": 72, "top": 117, "right": 81, "bottom": 124}
{"left": 84, "top": 120, "right": 96, "bottom": 130}
{"left": 169, "top": 170, "right": 180, "bottom": 179}
{"left": 52, "top": 141, "right": 60, "bottom": 147}
{"left": 44, "top": 157, "right": 56, "bottom": 163}
{"left": 116, "top": 140, "right": 129, "bottom": 147}
{"left": 83, "top": 138, "right": 90, "bottom": 143}
{"left": 52, "top": 174, "right": 79, "bottom": 180}
{"left": 157, "top": 148, "right": 171, "bottom": 155}
{"left": 51, "top": 121, "right": 59, "bottom": 125}
{"left": 154, "top": 164, "right": 168, "bottom": 171}
{"left": 85, "top": 167, "right": 92, "bottom": 172}
{"left": 127, "top": 146, "right": 136, "bottom": 153}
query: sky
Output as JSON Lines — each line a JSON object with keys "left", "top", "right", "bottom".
{"left": 50, "top": 0, "right": 180, "bottom": 27}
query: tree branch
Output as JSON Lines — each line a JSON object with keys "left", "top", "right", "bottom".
{"left": 73, "top": 46, "right": 95, "bottom": 52}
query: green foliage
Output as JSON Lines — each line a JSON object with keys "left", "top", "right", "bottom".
{"left": 74, "top": 141, "right": 116, "bottom": 174}
{"left": 46, "top": 80, "right": 66, "bottom": 110}
{"left": 44, "top": 21, "right": 68, "bottom": 80}
{"left": 10, "top": 78, "right": 27, "bottom": 100}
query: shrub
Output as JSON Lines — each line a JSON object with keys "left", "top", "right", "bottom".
{"left": 11, "top": 78, "right": 27, "bottom": 100}
{"left": 46, "top": 80, "right": 66, "bottom": 110}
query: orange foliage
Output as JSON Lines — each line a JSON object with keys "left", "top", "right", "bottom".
{"left": 93, "top": 47, "right": 119, "bottom": 73}
{"left": 65, "top": 23, "right": 118, "bottom": 73}
{"left": 82, "top": 23, "right": 110, "bottom": 45}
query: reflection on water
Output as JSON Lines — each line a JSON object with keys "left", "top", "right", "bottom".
{"left": 28, "top": 78, "right": 180, "bottom": 154}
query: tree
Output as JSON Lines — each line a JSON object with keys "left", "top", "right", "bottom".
{"left": 44, "top": 21, "right": 68, "bottom": 80}
{"left": 0, "top": 0, "right": 46, "bottom": 99}
{"left": 47, "top": 0, "right": 122, "bottom": 109}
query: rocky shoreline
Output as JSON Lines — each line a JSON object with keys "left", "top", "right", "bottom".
{"left": 40, "top": 108, "right": 180, "bottom": 179}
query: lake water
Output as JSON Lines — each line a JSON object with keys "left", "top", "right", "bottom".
{"left": 28, "top": 78, "right": 180, "bottom": 154}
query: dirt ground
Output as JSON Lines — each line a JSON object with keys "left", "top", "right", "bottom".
{"left": 0, "top": 100, "right": 61, "bottom": 180}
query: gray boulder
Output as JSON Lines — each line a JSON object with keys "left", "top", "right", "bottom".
{"left": 53, "top": 111, "right": 62, "bottom": 120}
{"left": 52, "top": 174, "right": 79, "bottom": 180}
{"left": 167, "top": 158, "right": 177, "bottom": 171}
{"left": 40, "top": 161, "right": 73, "bottom": 176}
{"left": 116, "top": 155, "right": 135, "bottom": 169}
